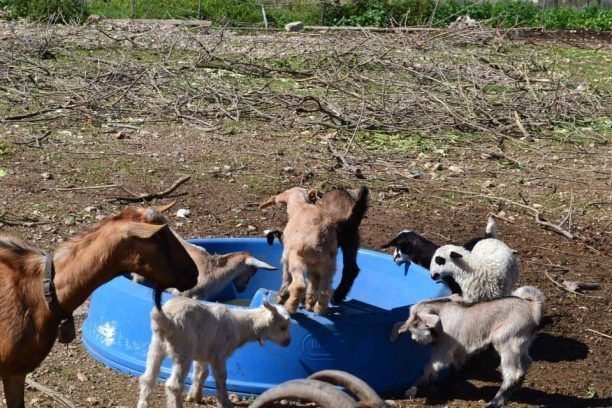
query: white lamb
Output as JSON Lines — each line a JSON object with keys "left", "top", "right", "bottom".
{"left": 137, "top": 298, "right": 291, "bottom": 408}
{"left": 429, "top": 238, "right": 519, "bottom": 302}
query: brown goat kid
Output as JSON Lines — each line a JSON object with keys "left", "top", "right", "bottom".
{"left": 260, "top": 187, "right": 338, "bottom": 314}
{"left": 0, "top": 206, "right": 198, "bottom": 408}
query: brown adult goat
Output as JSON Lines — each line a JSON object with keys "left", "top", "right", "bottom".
{"left": 0, "top": 206, "right": 198, "bottom": 408}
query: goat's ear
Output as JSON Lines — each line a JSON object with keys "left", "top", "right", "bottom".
{"left": 381, "top": 238, "right": 396, "bottom": 249}
{"left": 307, "top": 189, "right": 323, "bottom": 203}
{"left": 390, "top": 315, "right": 414, "bottom": 342}
{"left": 449, "top": 251, "right": 463, "bottom": 260}
{"left": 262, "top": 298, "right": 275, "bottom": 312}
{"left": 259, "top": 196, "right": 278, "bottom": 209}
{"left": 152, "top": 201, "right": 176, "bottom": 214}
{"left": 123, "top": 222, "right": 166, "bottom": 239}
{"left": 420, "top": 312, "right": 441, "bottom": 332}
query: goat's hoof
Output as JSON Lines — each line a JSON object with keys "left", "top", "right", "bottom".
{"left": 404, "top": 386, "right": 418, "bottom": 399}
{"left": 314, "top": 304, "right": 328, "bottom": 315}
{"left": 186, "top": 393, "right": 201, "bottom": 403}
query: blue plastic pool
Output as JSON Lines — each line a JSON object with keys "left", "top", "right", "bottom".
{"left": 82, "top": 238, "right": 450, "bottom": 397}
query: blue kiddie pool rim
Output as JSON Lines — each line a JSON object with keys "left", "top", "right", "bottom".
{"left": 82, "top": 237, "right": 451, "bottom": 398}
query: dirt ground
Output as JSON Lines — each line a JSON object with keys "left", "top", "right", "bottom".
{"left": 0, "top": 21, "right": 610, "bottom": 408}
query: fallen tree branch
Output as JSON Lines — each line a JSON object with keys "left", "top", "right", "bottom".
{"left": 562, "top": 280, "right": 601, "bottom": 292}
{"left": 110, "top": 176, "right": 192, "bottom": 203}
{"left": 52, "top": 184, "right": 119, "bottom": 191}
{"left": 544, "top": 271, "right": 600, "bottom": 298}
{"left": 323, "top": 137, "right": 364, "bottom": 179}
{"left": 26, "top": 377, "right": 77, "bottom": 408}
{"left": 586, "top": 328, "right": 612, "bottom": 340}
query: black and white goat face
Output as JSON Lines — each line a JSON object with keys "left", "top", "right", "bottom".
{"left": 382, "top": 230, "right": 415, "bottom": 265}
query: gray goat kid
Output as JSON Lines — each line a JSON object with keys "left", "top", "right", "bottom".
{"left": 137, "top": 297, "right": 291, "bottom": 408}
{"left": 391, "top": 286, "right": 544, "bottom": 407}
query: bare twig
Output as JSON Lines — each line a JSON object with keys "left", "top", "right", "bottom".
{"left": 26, "top": 377, "right": 77, "bottom": 408}
{"left": 323, "top": 137, "right": 364, "bottom": 179}
{"left": 585, "top": 328, "right": 612, "bottom": 340}
{"left": 52, "top": 184, "right": 119, "bottom": 191}
{"left": 110, "top": 176, "right": 192, "bottom": 203}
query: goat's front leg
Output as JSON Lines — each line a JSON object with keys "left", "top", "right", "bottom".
{"left": 211, "top": 360, "right": 233, "bottom": 408}
{"left": 332, "top": 243, "right": 359, "bottom": 304}
{"left": 2, "top": 373, "right": 26, "bottom": 408}
{"left": 164, "top": 356, "right": 191, "bottom": 408}
{"left": 405, "top": 352, "right": 451, "bottom": 398}
{"left": 186, "top": 361, "right": 209, "bottom": 403}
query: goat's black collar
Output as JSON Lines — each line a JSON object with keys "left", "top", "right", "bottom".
{"left": 44, "top": 253, "right": 72, "bottom": 322}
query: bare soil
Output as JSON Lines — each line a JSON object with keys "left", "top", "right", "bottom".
{"left": 0, "top": 21, "right": 610, "bottom": 408}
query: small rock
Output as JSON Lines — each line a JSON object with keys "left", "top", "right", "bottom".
{"left": 408, "top": 169, "right": 423, "bottom": 179}
{"left": 84, "top": 206, "right": 97, "bottom": 213}
{"left": 77, "top": 370, "right": 88, "bottom": 382}
{"left": 86, "top": 397, "right": 99, "bottom": 406}
{"left": 64, "top": 216, "right": 76, "bottom": 226}
{"left": 448, "top": 165, "right": 464, "bottom": 174}
{"left": 223, "top": 165, "right": 232, "bottom": 171}
{"left": 432, "top": 162, "right": 443, "bottom": 171}
{"left": 41, "top": 172, "right": 53, "bottom": 180}
{"left": 284, "top": 21, "right": 304, "bottom": 32}
{"left": 247, "top": 225, "right": 257, "bottom": 232}
{"left": 146, "top": 169, "right": 155, "bottom": 175}
{"left": 483, "top": 179, "right": 496, "bottom": 188}
{"left": 283, "top": 166, "right": 295, "bottom": 174}
{"left": 176, "top": 209, "right": 191, "bottom": 219}
{"left": 229, "top": 394, "right": 240, "bottom": 403}
{"left": 229, "top": 178, "right": 236, "bottom": 183}
{"left": 210, "top": 166, "right": 221, "bottom": 174}
{"left": 115, "top": 131, "right": 126, "bottom": 140}
{"left": 95, "top": 214, "right": 106, "bottom": 221}
{"left": 532, "top": 203, "right": 543, "bottom": 209}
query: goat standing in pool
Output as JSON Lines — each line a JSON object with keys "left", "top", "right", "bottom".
{"left": 0, "top": 206, "right": 198, "bottom": 408}
{"left": 265, "top": 186, "right": 369, "bottom": 304}
{"left": 260, "top": 187, "right": 338, "bottom": 314}
{"left": 137, "top": 298, "right": 291, "bottom": 408}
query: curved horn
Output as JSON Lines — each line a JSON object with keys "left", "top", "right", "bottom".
{"left": 250, "top": 379, "right": 357, "bottom": 408}
{"left": 245, "top": 256, "right": 277, "bottom": 270}
{"left": 308, "top": 370, "right": 387, "bottom": 408}
{"left": 262, "top": 298, "right": 276, "bottom": 312}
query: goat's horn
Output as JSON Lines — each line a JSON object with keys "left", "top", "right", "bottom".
{"left": 250, "top": 379, "right": 356, "bottom": 408}
{"left": 245, "top": 257, "right": 277, "bottom": 270}
{"left": 308, "top": 370, "right": 387, "bottom": 408}
{"left": 152, "top": 201, "right": 176, "bottom": 214}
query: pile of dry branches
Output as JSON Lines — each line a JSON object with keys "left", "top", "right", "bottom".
{"left": 0, "top": 21, "right": 607, "bottom": 141}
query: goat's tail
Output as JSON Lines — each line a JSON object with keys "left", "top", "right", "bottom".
{"left": 150, "top": 305, "right": 174, "bottom": 337}
{"left": 485, "top": 215, "right": 497, "bottom": 238}
{"left": 512, "top": 286, "right": 545, "bottom": 325}
{"left": 345, "top": 186, "right": 369, "bottom": 228}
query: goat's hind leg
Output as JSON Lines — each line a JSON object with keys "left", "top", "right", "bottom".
{"left": 487, "top": 339, "right": 531, "bottom": 407}
{"left": 332, "top": 242, "right": 359, "bottom": 304}
{"left": 285, "top": 264, "right": 306, "bottom": 313}
{"left": 2, "top": 373, "right": 26, "bottom": 408}
{"left": 277, "top": 258, "right": 292, "bottom": 305}
{"left": 164, "top": 355, "right": 191, "bottom": 408}
{"left": 304, "top": 273, "right": 320, "bottom": 312}
{"left": 137, "top": 335, "right": 166, "bottom": 408}
{"left": 186, "top": 360, "right": 209, "bottom": 403}
{"left": 211, "top": 360, "right": 233, "bottom": 408}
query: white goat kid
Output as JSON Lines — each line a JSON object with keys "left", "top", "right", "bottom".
{"left": 429, "top": 238, "right": 519, "bottom": 302}
{"left": 137, "top": 298, "right": 291, "bottom": 408}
